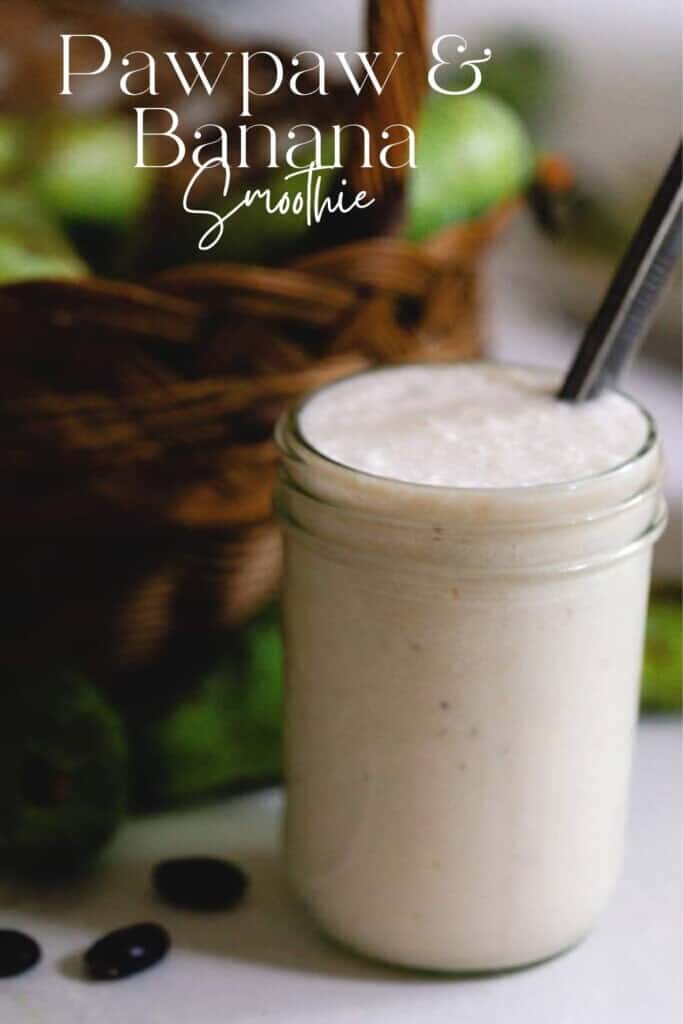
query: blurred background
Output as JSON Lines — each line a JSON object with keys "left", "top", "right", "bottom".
{"left": 0, "top": 0, "right": 680, "bottom": 880}
{"left": 129, "top": 0, "right": 682, "bottom": 184}
{"left": 131, "top": 0, "right": 682, "bottom": 580}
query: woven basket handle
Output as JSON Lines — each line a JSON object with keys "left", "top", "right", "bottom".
{"left": 348, "top": 0, "right": 428, "bottom": 201}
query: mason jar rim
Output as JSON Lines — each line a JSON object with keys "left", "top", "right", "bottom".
{"left": 278, "top": 360, "right": 658, "bottom": 499}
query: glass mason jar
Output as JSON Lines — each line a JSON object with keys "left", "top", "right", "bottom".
{"left": 274, "top": 368, "right": 666, "bottom": 973}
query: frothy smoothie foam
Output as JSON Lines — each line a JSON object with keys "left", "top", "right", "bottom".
{"left": 300, "top": 363, "right": 649, "bottom": 488}
{"left": 277, "top": 362, "right": 664, "bottom": 972}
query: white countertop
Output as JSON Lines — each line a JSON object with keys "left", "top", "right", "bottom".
{"left": 2, "top": 717, "right": 681, "bottom": 1023}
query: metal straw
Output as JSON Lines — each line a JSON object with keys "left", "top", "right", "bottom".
{"left": 559, "top": 142, "right": 682, "bottom": 401}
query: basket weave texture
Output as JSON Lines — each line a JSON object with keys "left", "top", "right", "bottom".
{"left": 0, "top": 0, "right": 508, "bottom": 683}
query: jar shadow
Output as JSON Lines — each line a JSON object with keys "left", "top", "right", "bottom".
{"left": 3, "top": 846, "right": 417, "bottom": 984}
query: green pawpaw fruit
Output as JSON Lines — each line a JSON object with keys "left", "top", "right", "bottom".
{"left": 0, "top": 668, "right": 127, "bottom": 879}
{"left": 641, "top": 590, "right": 682, "bottom": 712}
{"left": 0, "top": 117, "right": 25, "bottom": 179}
{"left": 128, "top": 607, "right": 283, "bottom": 809}
{"left": 0, "top": 189, "right": 86, "bottom": 283}
{"left": 32, "top": 117, "right": 154, "bottom": 228}
{"left": 407, "top": 90, "right": 535, "bottom": 240}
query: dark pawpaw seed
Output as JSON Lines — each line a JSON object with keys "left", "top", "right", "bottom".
{"left": 0, "top": 930, "right": 41, "bottom": 978}
{"left": 153, "top": 857, "right": 249, "bottom": 911}
{"left": 84, "top": 923, "right": 170, "bottom": 981}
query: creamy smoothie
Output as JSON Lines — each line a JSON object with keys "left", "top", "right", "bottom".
{"left": 275, "top": 363, "right": 665, "bottom": 972}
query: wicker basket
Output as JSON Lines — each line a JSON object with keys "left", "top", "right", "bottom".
{"left": 0, "top": 0, "right": 511, "bottom": 691}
